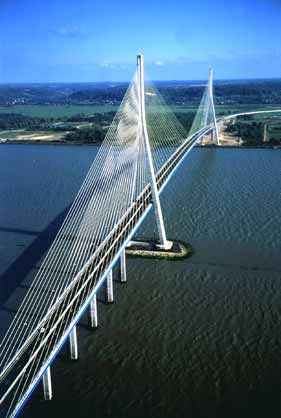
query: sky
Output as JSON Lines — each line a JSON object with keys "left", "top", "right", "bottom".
{"left": 0, "top": 0, "right": 281, "bottom": 82}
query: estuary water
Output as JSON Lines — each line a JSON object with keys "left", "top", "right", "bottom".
{"left": 0, "top": 144, "right": 280, "bottom": 417}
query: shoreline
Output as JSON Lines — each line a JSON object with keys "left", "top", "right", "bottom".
{"left": 0, "top": 140, "right": 99, "bottom": 146}
{"left": 0, "top": 140, "right": 280, "bottom": 149}
{"left": 196, "top": 144, "right": 281, "bottom": 149}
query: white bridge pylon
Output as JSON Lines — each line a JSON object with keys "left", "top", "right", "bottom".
{"left": 137, "top": 54, "right": 170, "bottom": 249}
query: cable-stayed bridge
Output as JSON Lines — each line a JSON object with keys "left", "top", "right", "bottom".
{"left": 0, "top": 55, "right": 280, "bottom": 417}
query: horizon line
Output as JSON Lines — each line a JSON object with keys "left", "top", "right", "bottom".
{"left": 1, "top": 76, "right": 281, "bottom": 85}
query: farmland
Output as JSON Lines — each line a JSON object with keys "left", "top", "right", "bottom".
{"left": 0, "top": 79, "right": 281, "bottom": 145}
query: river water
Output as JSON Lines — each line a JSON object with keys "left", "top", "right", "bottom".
{"left": 0, "top": 144, "right": 280, "bottom": 418}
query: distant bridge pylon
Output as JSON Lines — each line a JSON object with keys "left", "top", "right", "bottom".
{"left": 197, "top": 66, "right": 220, "bottom": 146}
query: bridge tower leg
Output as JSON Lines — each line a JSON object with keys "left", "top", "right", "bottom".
{"left": 89, "top": 294, "right": 98, "bottom": 328}
{"left": 120, "top": 250, "right": 126, "bottom": 283}
{"left": 106, "top": 270, "right": 114, "bottom": 303}
{"left": 208, "top": 67, "right": 220, "bottom": 145}
{"left": 69, "top": 326, "right": 78, "bottom": 360}
{"left": 42, "top": 366, "right": 52, "bottom": 401}
{"left": 137, "top": 54, "right": 170, "bottom": 250}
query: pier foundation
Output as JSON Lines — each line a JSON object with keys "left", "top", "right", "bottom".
{"left": 106, "top": 270, "right": 114, "bottom": 303}
{"left": 42, "top": 367, "right": 52, "bottom": 401}
{"left": 120, "top": 250, "right": 127, "bottom": 283}
{"left": 89, "top": 294, "right": 98, "bottom": 328}
{"left": 69, "top": 326, "right": 78, "bottom": 360}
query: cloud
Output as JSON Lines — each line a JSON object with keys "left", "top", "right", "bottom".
{"left": 53, "top": 25, "right": 84, "bottom": 38}
{"left": 99, "top": 60, "right": 114, "bottom": 68}
{"left": 154, "top": 60, "right": 164, "bottom": 67}
{"left": 99, "top": 61, "right": 129, "bottom": 71}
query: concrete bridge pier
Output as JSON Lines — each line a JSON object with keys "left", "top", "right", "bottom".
{"left": 106, "top": 270, "right": 114, "bottom": 303}
{"left": 89, "top": 294, "right": 98, "bottom": 328}
{"left": 120, "top": 250, "right": 126, "bottom": 283}
{"left": 69, "top": 326, "right": 78, "bottom": 360}
{"left": 42, "top": 366, "right": 52, "bottom": 401}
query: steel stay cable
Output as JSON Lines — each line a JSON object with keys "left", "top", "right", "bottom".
{"left": 0, "top": 73, "right": 139, "bottom": 370}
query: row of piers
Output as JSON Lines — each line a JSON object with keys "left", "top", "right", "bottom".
{"left": 42, "top": 249, "right": 127, "bottom": 400}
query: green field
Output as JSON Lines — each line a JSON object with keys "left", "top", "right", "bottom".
{"left": 0, "top": 103, "right": 281, "bottom": 119}
{"left": 0, "top": 104, "right": 119, "bottom": 118}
